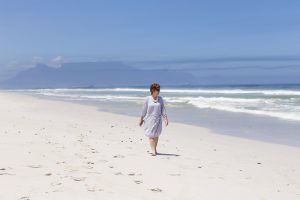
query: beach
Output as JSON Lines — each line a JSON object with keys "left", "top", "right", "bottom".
{"left": 0, "top": 90, "right": 299, "bottom": 200}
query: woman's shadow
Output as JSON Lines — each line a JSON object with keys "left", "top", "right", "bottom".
{"left": 156, "top": 152, "right": 180, "bottom": 156}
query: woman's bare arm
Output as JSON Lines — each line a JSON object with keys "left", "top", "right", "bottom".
{"left": 139, "top": 97, "right": 148, "bottom": 126}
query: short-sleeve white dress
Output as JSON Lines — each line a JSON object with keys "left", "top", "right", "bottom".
{"left": 141, "top": 95, "right": 167, "bottom": 138}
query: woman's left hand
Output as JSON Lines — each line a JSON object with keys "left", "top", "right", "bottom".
{"left": 164, "top": 118, "right": 169, "bottom": 126}
{"left": 139, "top": 119, "right": 144, "bottom": 127}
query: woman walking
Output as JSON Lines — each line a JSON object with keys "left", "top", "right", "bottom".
{"left": 139, "top": 83, "right": 169, "bottom": 156}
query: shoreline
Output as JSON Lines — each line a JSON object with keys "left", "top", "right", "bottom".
{"left": 0, "top": 90, "right": 299, "bottom": 199}
{"left": 5, "top": 89, "right": 300, "bottom": 148}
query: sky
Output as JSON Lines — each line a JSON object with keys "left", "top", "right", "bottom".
{"left": 0, "top": 0, "right": 300, "bottom": 80}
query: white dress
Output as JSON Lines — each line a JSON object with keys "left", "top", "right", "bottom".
{"left": 141, "top": 95, "right": 167, "bottom": 138}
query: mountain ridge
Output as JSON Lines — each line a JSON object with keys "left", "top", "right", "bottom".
{"left": 0, "top": 61, "right": 198, "bottom": 89}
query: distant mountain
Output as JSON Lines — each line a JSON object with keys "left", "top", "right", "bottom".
{"left": 0, "top": 61, "right": 198, "bottom": 89}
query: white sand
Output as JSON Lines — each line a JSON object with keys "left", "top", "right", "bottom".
{"left": 0, "top": 91, "right": 299, "bottom": 200}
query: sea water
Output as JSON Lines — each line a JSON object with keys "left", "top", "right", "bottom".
{"left": 8, "top": 84, "right": 300, "bottom": 147}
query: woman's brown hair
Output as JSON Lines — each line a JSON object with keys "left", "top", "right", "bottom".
{"left": 150, "top": 83, "right": 160, "bottom": 94}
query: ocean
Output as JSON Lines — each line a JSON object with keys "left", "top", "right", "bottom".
{"left": 7, "top": 84, "right": 300, "bottom": 147}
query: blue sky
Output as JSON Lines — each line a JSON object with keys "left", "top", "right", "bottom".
{"left": 0, "top": 0, "right": 300, "bottom": 80}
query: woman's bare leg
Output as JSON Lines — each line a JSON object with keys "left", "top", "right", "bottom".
{"left": 149, "top": 137, "right": 156, "bottom": 156}
{"left": 154, "top": 137, "right": 159, "bottom": 154}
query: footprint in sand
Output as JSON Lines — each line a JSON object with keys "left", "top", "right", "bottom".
{"left": 84, "top": 184, "right": 104, "bottom": 192}
{"left": 114, "top": 172, "right": 123, "bottom": 175}
{"left": 0, "top": 167, "right": 16, "bottom": 175}
{"left": 86, "top": 187, "right": 96, "bottom": 192}
{"left": 19, "top": 196, "right": 30, "bottom": 200}
{"left": 71, "top": 176, "right": 86, "bottom": 181}
{"left": 148, "top": 188, "right": 163, "bottom": 192}
{"left": 87, "top": 171, "right": 102, "bottom": 175}
{"left": 168, "top": 173, "right": 181, "bottom": 176}
{"left": 134, "top": 180, "right": 143, "bottom": 184}
{"left": 113, "top": 155, "right": 125, "bottom": 158}
{"left": 0, "top": 172, "right": 15, "bottom": 175}
{"left": 68, "top": 169, "right": 79, "bottom": 173}
{"left": 52, "top": 189, "right": 64, "bottom": 192}
{"left": 98, "top": 159, "right": 108, "bottom": 163}
{"left": 51, "top": 181, "right": 62, "bottom": 186}
{"left": 27, "top": 164, "right": 42, "bottom": 168}
{"left": 45, "top": 173, "right": 52, "bottom": 176}
{"left": 128, "top": 173, "right": 135, "bottom": 176}
{"left": 90, "top": 148, "right": 98, "bottom": 153}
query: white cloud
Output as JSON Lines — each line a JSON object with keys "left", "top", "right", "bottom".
{"left": 32, "top": 56, "right": 44, "bottom": 64}
{"left": 50, "top": 56, "right": 65, "bottom": 68}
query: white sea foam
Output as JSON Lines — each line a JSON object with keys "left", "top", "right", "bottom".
{"left": 9, "top": 88, "right": 300, "bottom": 121}
{"left": 183, "top": 96, "right": 300, "bottom": 121}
